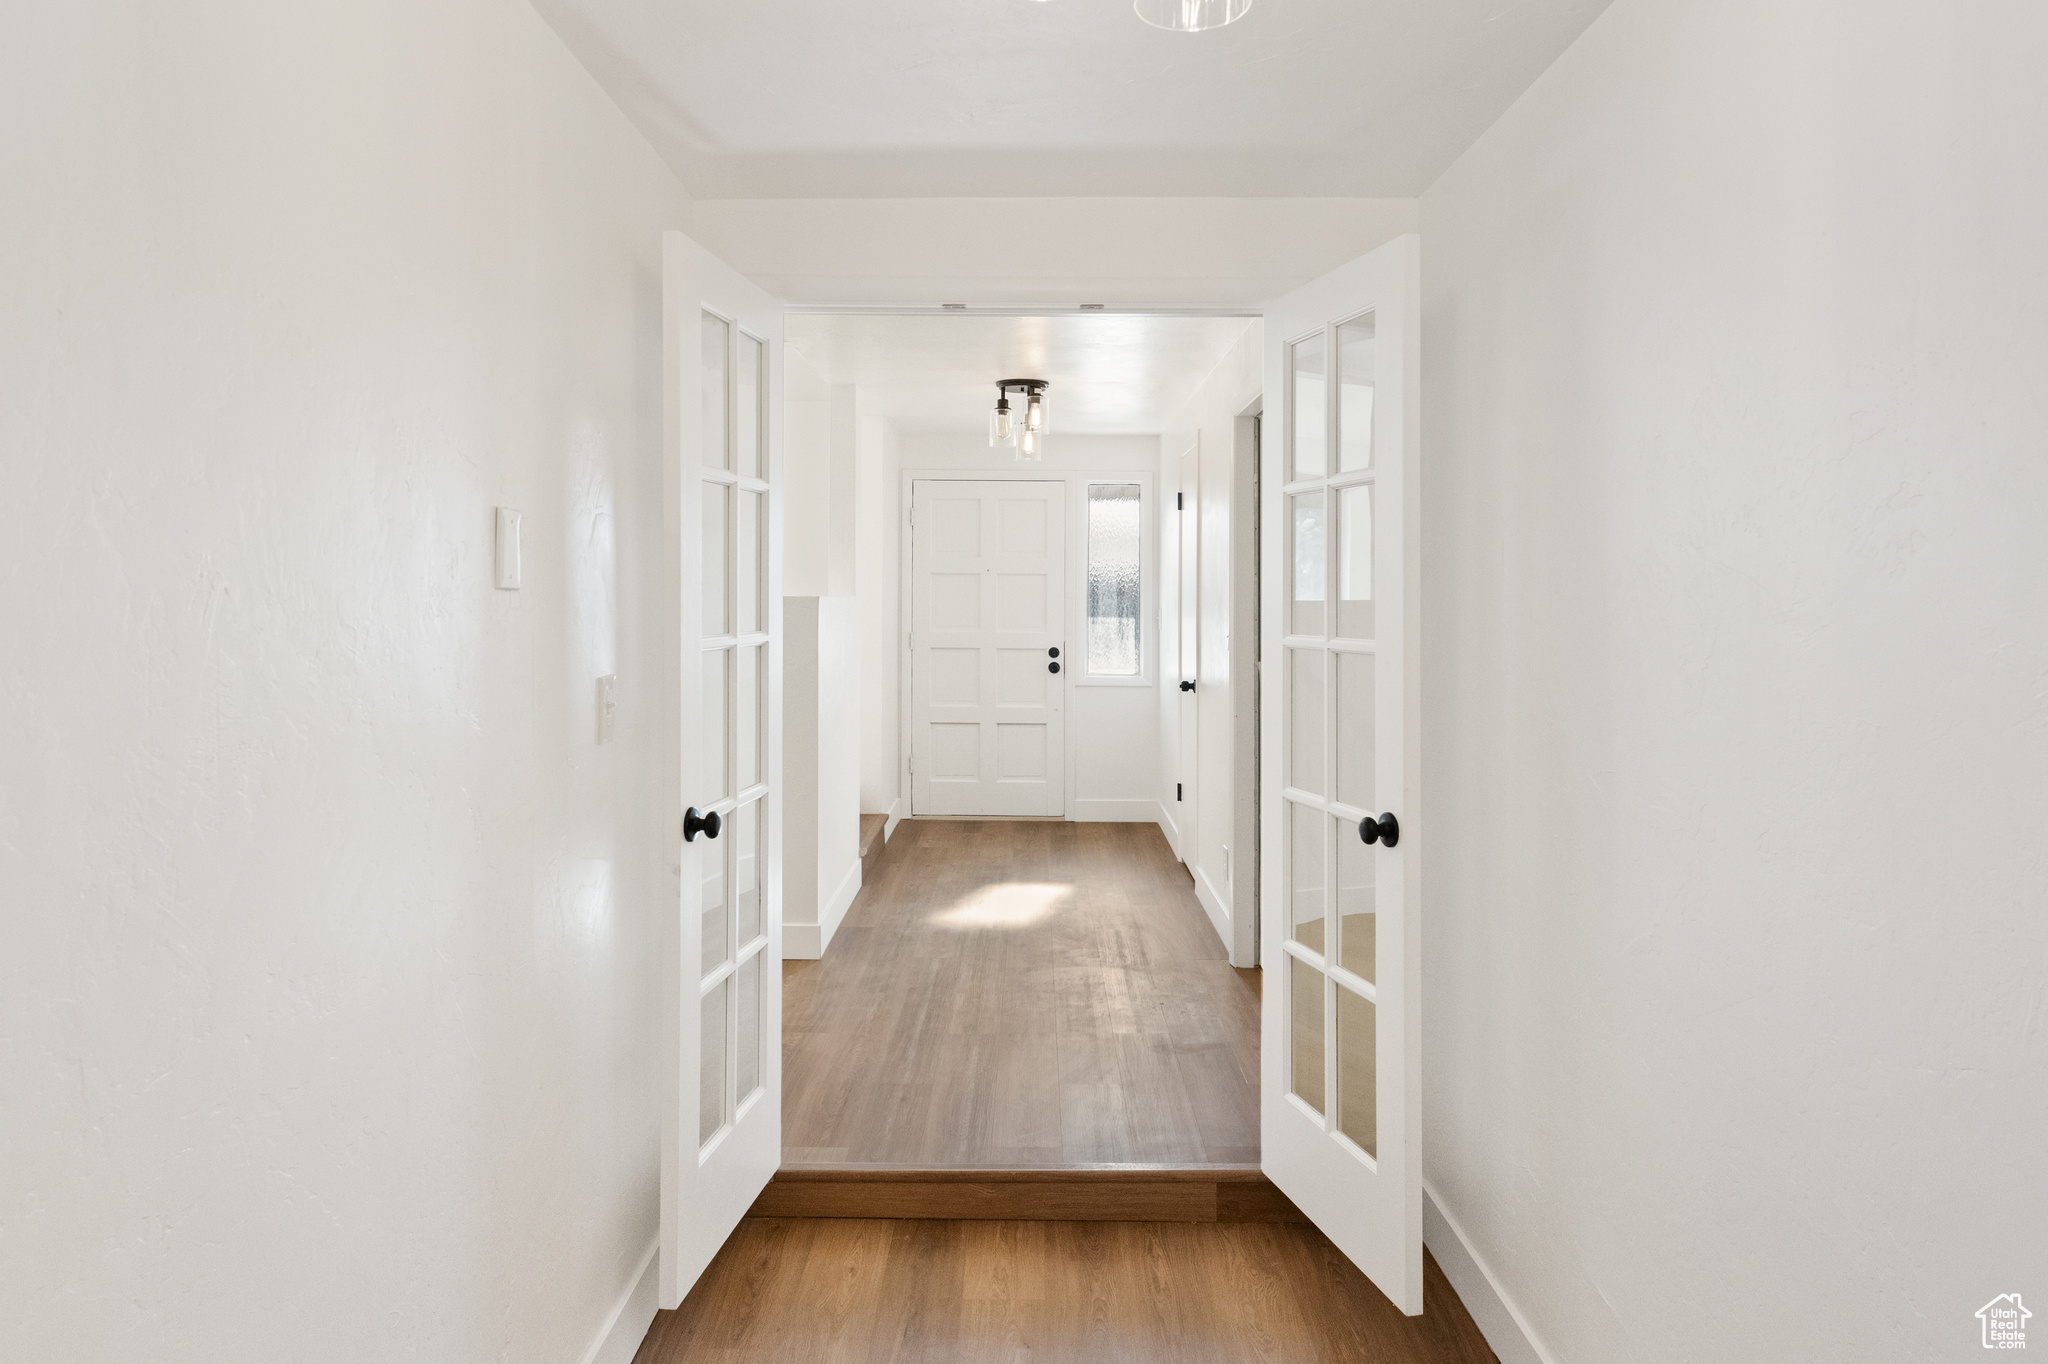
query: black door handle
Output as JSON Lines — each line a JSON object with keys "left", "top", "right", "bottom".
{"left": 1179, "top": 679, "right": 1195, "bottom": 692}
{"left": 684, "top": 807, "right": 723, "bottom": 842}
{"left": 1048, "top": 661, "right": 1061, "bottom": 674}
{"left": 1048, "top": 646, "right": 1060, "bottom": 658}
{"left": 1358, "top": 812, "right": 1399, "bottom": 848}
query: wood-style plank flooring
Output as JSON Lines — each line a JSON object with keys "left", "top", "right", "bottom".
{"left": 631, "top": 1218, "right": 1499, "bottom": 1364}
{"left": 783, "top": 819, "right": 1261, "bottom": 1167}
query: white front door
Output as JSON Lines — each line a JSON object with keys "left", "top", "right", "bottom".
{"left": 1176, "top": 444, "right": 1200, "bottom": 860}
{"left": 1259, "top": 234, "right": 1423, "bottom": 1313}
{"left": 660, "top": 232, "right": 782, "bottom": 1309}
{"left": 909, "top": 479, "right": 1066, "bottom": 817}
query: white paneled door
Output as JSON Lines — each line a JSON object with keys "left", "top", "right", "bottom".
{"left": 909, "top": 480, "right": 1066, "bottom": 816}
{"left": 1260, "top": 234, "right": 1423, "bottom": 1314}
{"left": 660, "top": 233, "right": 782, "bottom": 1310}
{"left": 1176, "top": 445, "right": 1199, "bottom": 861}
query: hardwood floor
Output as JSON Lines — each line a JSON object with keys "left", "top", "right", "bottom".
{"left": 631, "top": 1218, "right": 1499, "bottom": 1364}
{"left": 783, "top": 819, "right": 1261, "bottom": 1167}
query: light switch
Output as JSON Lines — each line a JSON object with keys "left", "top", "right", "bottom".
{"left": 596, "top": 674, "right": 616, "bottom": 744}
{"left": 495, "top": 507, "right": 522, "bottom": 590}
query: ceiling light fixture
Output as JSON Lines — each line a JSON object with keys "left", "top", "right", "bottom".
{"left": 1134, "top": 0, "right": 1251, "bottom": 32}
{"left": 991, "top": 380, "right": 1050, "bottom": 461}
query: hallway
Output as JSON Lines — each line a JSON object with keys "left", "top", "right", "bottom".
{"left": 783, "top": 820, "right": 1259, "bottom": 1167}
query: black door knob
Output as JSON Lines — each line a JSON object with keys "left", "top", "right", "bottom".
{"left": 1358, "top": 812, "right": 1399, "bottom": 848}
{"left": 684, "top": 806, "right": 723, "bottom": 842}
{"left": 1048, "top": 646, "right": 1060, "bottom": 658}
{"left": 1048, "top": 661, "right": 1061, "bottom": 673}
{"left": 1179, "top": 679, "right": 1196, "bottom": 692}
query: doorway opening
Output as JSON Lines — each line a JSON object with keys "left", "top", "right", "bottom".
{"left": 775, "top": 310, "right": 1266, "bottom": 1174}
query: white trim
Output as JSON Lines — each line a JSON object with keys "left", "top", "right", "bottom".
{"left": 1067, "top": 797, "right": 1162, "bottom": 823}
{"left": 786, "top": 857, "right": 862, "bottom": 959}
{"left": 579, "top": 1239, "right": 658, "bottom": 1364}
{"left": 875, "top": 798, "right": 904, "bottom": 843}
{"left": 1156, "top": 798, "right": 1181, "bottom": 853}
{"left": 1423, "top": 1184, "right": 1557, "bottom": 1364}
{"left": 1191, "top": 862, "right": 1233, "bottom": 957}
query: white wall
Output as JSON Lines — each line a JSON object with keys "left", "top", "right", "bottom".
{"left": 0, "top": 1, "right": 689, "bottom": 1359}
{"left": 1160, "top": 323, "right": 1262, "bottom": 958}
{"left": 691, "top": 198, "right": 1417, "bottom": 308}
{"left": 781, "top": 598, "right": 862, "bottom": 959}
{"left": 1420, "top": 2, "right": 2048, "bottom": 1360}
{"left": 872, "top": 432, "right": 1162, "bottom": 820}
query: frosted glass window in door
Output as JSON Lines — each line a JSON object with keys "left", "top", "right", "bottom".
{"left": 1086, "top": 484, "right": 1141, "bottom": 675}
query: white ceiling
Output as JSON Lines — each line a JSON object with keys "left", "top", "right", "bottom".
{"left": 785, "top": 313, "right": 1257, "bottom": 433}
{"left": 532, "top": 0, "right": 1612, "bottom": 198}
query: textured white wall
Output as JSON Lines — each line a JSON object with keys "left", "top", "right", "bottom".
{"left": 0, "top": 1, "right": 690, "bottom": 1359}
{"left": 1420, "top": 2, "right": 2048, "bottom": 1359}
{"left": 689, "top": 198, "right": 1417, "bottom": 308}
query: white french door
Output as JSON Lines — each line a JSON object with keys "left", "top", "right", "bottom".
{"left": 909, "top": 479, "right": 1066, "bottom": 817}
{"left": 660, "top": 232, "right": 782, "bottom": 1309}
{"left": 1259, "top": 234, "right": 1423, "bottom": 1314}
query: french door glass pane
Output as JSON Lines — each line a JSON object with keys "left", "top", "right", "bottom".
{"left": 1336, "top": 985, "right": 1377, "bottom": 1157}
{"left": 1336, "top": 313, "right": 1375, "bottom": 473}
{"left": 699, "top": 979, "right": 728, "bottom": 1145}
{"left": 700, "top": 811, "right": 729, "bottom": 977}
{"left": 702, "top": 483, "right": 729, "bottom": 638}
{"left": 737, "top": 490, "right": 764, "bottom": 636}
{"left": 735, "top": 953, "right": 762, "bottom": 1102}
{"left": 1288, "top": 491, "right": 1325, "bottom": 636}
{"left": 700, "top": 313, "right": 729, "bottom": 470}
{"left": 1289, "top": 955, "right": 1326, "bottom": 1115}
{"left": 1336, "top": 829, "right": 1376, "bottom": 985}
{"left": 736, "top": 332, "right": 762, "bottom": 480}
{"left": 702, "top": 650, "right": 728, "bottom": 804}
{"left": 1336, "top": 484, "right": 1374, "bottom": 639}
{"left": 1288, "top": 648, "right": 1325, "bottom": 797}
{"left": 736, "top": 645, "right": 761, "bottom": 793}
{"left": 1085, "top": 484, "right": 1141, "bottom": 676}
{"left": 734, "top": 797, "right": 762, "bottom": 945}
{"left": 1288, "top": 802, "right": 1326, "bottom": 954}
{"left": 1334, "top": 651, "right": 1376, "bottom": 811}
{"left": 1289, "top": 332, "right": 1327, "bottom": 480}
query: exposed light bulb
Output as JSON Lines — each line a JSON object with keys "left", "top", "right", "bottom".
{"left": 1019, "top": 427, "right": 1041, "bottom": 461}
{"left": 1025, "top": 392, "right": 1045, "bottom": 432}
{"left": 990, "top": 394, "right": 1013, "bottom": 446}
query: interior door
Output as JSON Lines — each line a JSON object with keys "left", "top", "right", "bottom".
{"left": 659, "top": 232, "right": 782, "bottom": 1309}
{"left": 909, "top": 479, "right": 1066, "bottom": 816}
{"left": 1176, "top": 445, "right": 1199, "bottom": 861}
{"left": 1259, "top": 234, "right": 1422, "bottom": 1313}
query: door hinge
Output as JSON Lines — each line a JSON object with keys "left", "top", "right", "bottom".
{"left": 1177, "top": 782, "right": 1183, "bottom": 802}
{"left": 1177, "top": 492, "right": 1183, "bottom": 511}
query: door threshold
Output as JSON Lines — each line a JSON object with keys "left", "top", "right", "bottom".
{"left": 751, "top": 1166, "right": 1304, "bottom": 1223}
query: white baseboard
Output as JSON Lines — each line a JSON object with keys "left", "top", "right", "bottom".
{"left": 1424, "top": 1184, "right": 1555, "bottom": 1364}
{"left": 1067, "top": 797, "right": 1163, "bottom": 823}
{"left": 784, "top": 856, "right": 859, "bottom": 959}
{"left": 1191, "top": 863, "right": 1233, "bottom": 957}
{"left": 1155, "top": 799, "right": 1180, "bottom": 850}
{"left": 878, "top": 798, "right": 903, "bottom": 842}
{"left": 579, "top": 1239, "right": 658, "bottom": 1364}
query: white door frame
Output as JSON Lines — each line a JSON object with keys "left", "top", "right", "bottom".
{"left": 897, "top": 466, "right": 1156, "bottom": 820}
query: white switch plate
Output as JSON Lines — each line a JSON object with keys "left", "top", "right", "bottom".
{"left": 495, "top": 507, "right": 522, "bottom": 590}
{"left": 596, "top": 674, "right": 616, "bottom": 744}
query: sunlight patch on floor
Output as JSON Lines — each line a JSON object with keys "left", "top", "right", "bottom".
{"left": 928, "top": 881, "right": 1074, "bottom": 930}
